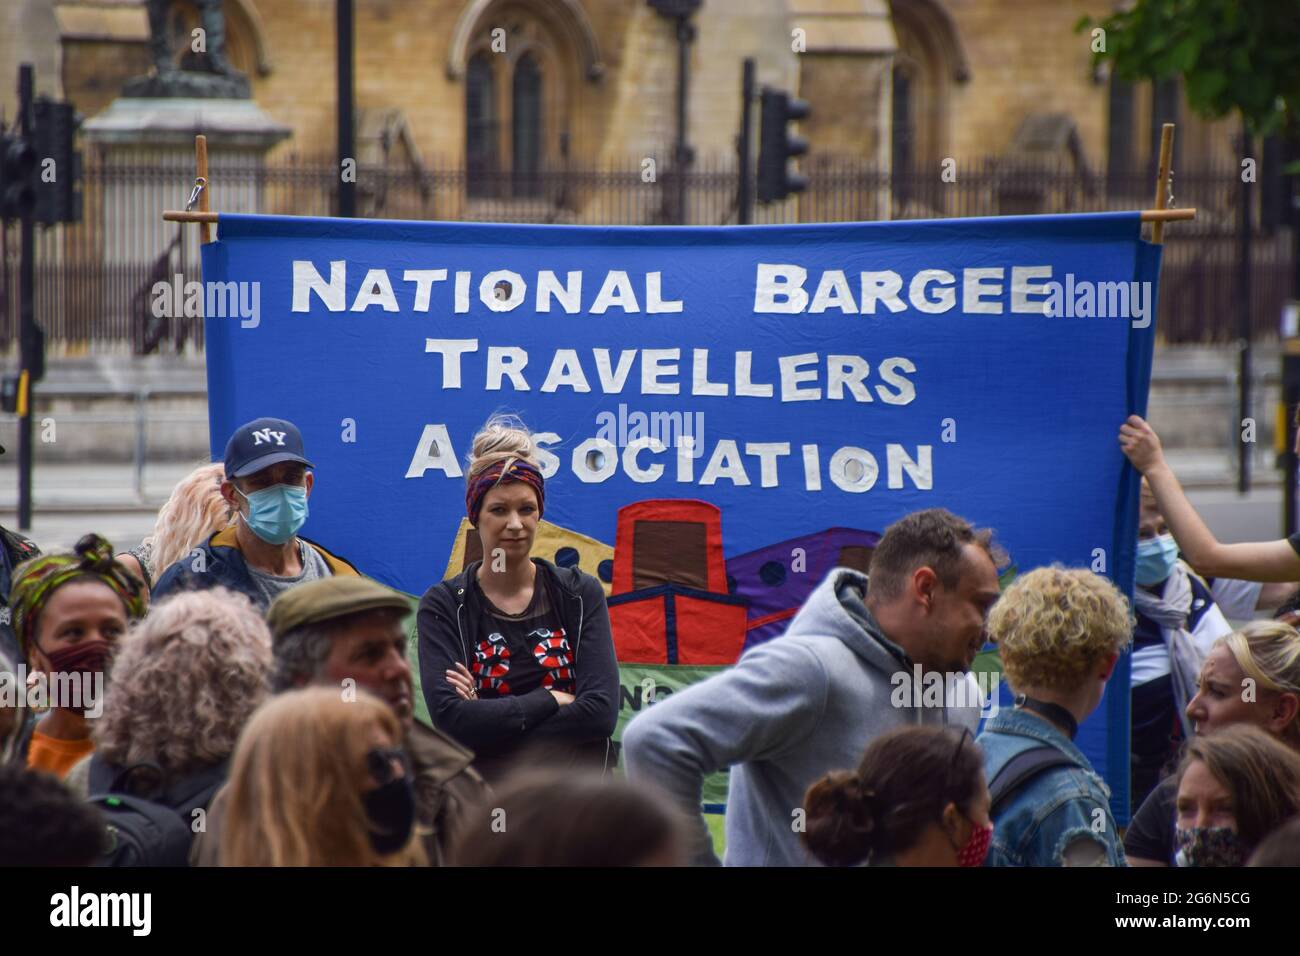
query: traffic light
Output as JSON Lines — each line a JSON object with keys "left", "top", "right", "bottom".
{"left": 32, "top": 98, "right": 82, "bottom": 225}
{"left": 21, "top": 318, "right": 45, "bottom": 383}
{"left": 756, "top": 88, "right": 810, "bottom": 203}
{"left": 0, "top": 130, "right": 38, "bottom": 220}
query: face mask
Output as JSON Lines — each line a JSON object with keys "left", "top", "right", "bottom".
{"left": 41, "top": 639, "right": 112, "bottom": 714}
{"left": 236, "top": 484, "right": 308, "bottom": 545}
{"left": 1135, "top": 533, "right": 1179, "bottom": 586}
{"left": 956, "top": 820, "right": 993, "bottom": 867}
{"left": 1175, "top": 826, "right": 1247, "bottom": 867}
{"left": 363, "top": 748, "right": 416, "bottom": 856}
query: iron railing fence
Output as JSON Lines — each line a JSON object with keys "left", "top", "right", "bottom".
{"left": 0, "top": 150, "right": 1291, "bottom": 350}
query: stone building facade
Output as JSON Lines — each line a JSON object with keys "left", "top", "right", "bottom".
{"left": 3, "top": 0, "right": 1244, "bottom": 207}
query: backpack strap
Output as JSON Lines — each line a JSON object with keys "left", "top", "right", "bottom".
{"left": 163, "top": 761, "right": 229, "bottom": 816}
{"left": 109, "top": 761, "right": 168, "bottom": 799}
{"left": 988, "top": 746, "right": 1077, "bottom": 816}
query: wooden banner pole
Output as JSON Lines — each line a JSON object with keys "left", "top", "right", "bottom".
{"left": 162, "top": 207, "right": 1197, "bottom": 226}
{"left": 162, "top": 123, "right": 1196, "bottom": 232}
{"left": 1151, "top": 123, "right": 1175, "bottom": 244}
{"left": 195, "top": 134, "right": 212, "bottom": 244}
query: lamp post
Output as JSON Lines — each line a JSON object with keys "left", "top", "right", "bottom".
{"left": 336, "top": 0, "right": 355, "bottom": 217}
{"left": 648, "top": 0, "right": 702, "bottom": 224}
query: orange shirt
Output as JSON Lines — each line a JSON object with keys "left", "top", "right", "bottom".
{"left": 27, "top": 730, "right": 94, "bottom": 779}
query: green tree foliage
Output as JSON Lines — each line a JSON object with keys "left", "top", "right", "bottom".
{"left": 1079, "top": 0, "right": 1299, "bottom": 138}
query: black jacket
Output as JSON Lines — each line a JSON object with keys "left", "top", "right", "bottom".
{"left": 417, "top": 559, "right": 618, "bottom": 780}
{"left": 151, "top": 526, "right": 359, "bottom": 611}
{"left": 0, "top": 525, "right": 39, "bottom": 667}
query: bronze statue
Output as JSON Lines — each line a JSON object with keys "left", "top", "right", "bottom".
{"left": 126, "top": 0, "right": 250, "bottom": 98}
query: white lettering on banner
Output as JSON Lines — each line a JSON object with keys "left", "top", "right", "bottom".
{"left": 537, "top": 271, "right": 582, "bottom": 313}
{"left": 541, "top": 349, "right": 592, "bottom": 393}
{"left": 641, "top": 349, "right": 681, "bottom": 395}
{"left": 404, "top": 270, "right": 447, "bottom": 311}
{"left": 406, "top": 424, "right": 933, "bottom": 495}
{"left": 285, "top": 261, "right": 1148, "bottom": 322}
{"left": 404, "top": 424, "right": 462, "bottom": 478}
{"left": 480, "top": 270, "right": 526, "bottom": 312}
{"left": 533, "top": 432, "right": 561, "bottom": 478}
{"left": 292, "top": 260, "right": 345, "bottom": 312}
{"left": 486, "top": 347, "right": 529, "bottom": 391}
{"left": 963, "top": 268, "right": 1004, "bottom": 314}
{"left": 424, "top": 339, "right": 479, "bottom": 388}
{"left": 351, "top": 268, "right": 399, "bottom": 312}
{"left": 624, "top": 437, "right": 667, "bottom": 482}
{"left": 645, "top": 272, "right": 683, "bottom": 313}
{"left": 756, "top": 263, "right": 1054, "bottom": 315}
{"left": 423, "top": 346, "right": 917, "bottom": 404}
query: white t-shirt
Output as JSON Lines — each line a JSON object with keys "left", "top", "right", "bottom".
{"left": 1130, "top": 569, "right": 1239, "bottom": 687}
{"left": 1206, "top": 577, "right": 1263, "bottom": 623}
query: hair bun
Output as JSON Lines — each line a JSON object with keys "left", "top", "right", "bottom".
{"left": 801, "top": 770, "right": 876, "bottom": 866}
{"left": 466, "top": 414, "right": 538, "bottom": 482}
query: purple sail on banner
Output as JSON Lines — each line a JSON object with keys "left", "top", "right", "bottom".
{"left": 725, "top": 527, "right": 881, "bottom": 651}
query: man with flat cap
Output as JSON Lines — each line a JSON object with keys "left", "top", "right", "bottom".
{"left": 152, "top": 417, "right": 358, "bottom": 609}
{"left": 193, "top": 576, "right": 490, "bottom": 866}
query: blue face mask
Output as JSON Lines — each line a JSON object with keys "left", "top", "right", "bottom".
{"left": 237, "top": 483, "right": 309, "bottom": 545}
{"left": 1136, "top": 533, "right": 1179, "bottom": 586}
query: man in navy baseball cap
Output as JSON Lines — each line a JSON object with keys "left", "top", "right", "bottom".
{"left": 223, "top": 416, "right": 314, "bottom": 479}
{"left": 152, "top": 416, "right": 358, "bottom": 609}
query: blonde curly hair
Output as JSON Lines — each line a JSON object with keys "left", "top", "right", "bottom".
{"left": 145, "top": 462, "right": 233, "bottom": 572}
{"left": 92, "top": 588, "right": 273, "bottom": 776}
{"left": 988, "top": 566, "right": 1133, "bottom": 693}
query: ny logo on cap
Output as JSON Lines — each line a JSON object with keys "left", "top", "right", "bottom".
{"left": 252, "top": 428, "right": 287, "bottom": 447}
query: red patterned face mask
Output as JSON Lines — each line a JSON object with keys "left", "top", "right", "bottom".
{"left": 956, "top": 821, "right": 993, "bottom": 867}
{"left": 38, "top": 639, "right": 113, "bottom": 715}
{"left": 43, "top": 638, "right": 112, "bottom": 676}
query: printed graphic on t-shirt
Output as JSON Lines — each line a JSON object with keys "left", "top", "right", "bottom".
{"left": 472, "top": 632, "right": 512, "bottom": 695}
{"left": 531, "top": 627, "right": 574, "bottom": 693}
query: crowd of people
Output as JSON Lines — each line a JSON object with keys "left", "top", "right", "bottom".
{"left": 1, "top": 410, "right": 1299, "bottom": 867}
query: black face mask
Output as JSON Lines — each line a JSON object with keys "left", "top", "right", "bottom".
{"left": 363, "top": 748, "right": 416, "bottom": 856}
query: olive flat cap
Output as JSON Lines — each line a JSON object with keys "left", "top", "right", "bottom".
{"left": 267, "top": 576, "right": 411, "bottom": 641}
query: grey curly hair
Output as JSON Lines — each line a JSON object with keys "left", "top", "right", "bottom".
{"left": 92, "top": 587, "right": 272, "bottom": 776}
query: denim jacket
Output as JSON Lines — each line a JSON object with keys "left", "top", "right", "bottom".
{"left": 977, "top": 708, "right": 1126, "bottom": 867}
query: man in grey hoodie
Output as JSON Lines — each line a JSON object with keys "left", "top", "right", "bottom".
{"left": 622, "top": 508, "right": 1004, "bottom": 866}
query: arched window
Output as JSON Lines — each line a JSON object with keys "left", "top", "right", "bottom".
{"left": 512, "top": 53, "right": 543, "bottom": 197}
{"left": 891, "top": 61, "right": 917, "bottom": 205}
{"left": 458, "top": 5, "right": 589, "bottom": 204}
{"left": 888, "top": 0, "right": 968, "bottom": 171}
{"left": 1106, "top": 74, "right": 1182, "bottom": 195}
{"left": 466, "top": 53, "right": 498, "bottom": 197}
{"left": 1106, "top": 74, "right": 1136, "bottom": 191}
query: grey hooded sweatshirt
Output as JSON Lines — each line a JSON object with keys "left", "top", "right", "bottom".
{"left": 621, "top": 567, "right": 983, "bottom": 867}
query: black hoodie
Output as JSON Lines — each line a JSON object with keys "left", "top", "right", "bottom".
{"left": 417, "top": 558, "right": 618, "bottom": 782}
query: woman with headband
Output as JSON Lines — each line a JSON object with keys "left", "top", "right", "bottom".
{"left": 8, "top": 533, "right": 147, "bottom": 777}
{"left": 417, "top": 415, "right": 618, "bottom": 784}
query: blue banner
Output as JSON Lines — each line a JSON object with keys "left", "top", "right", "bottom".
{"left": 202, "top": 211, "right": 1162, "bottom": 820}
